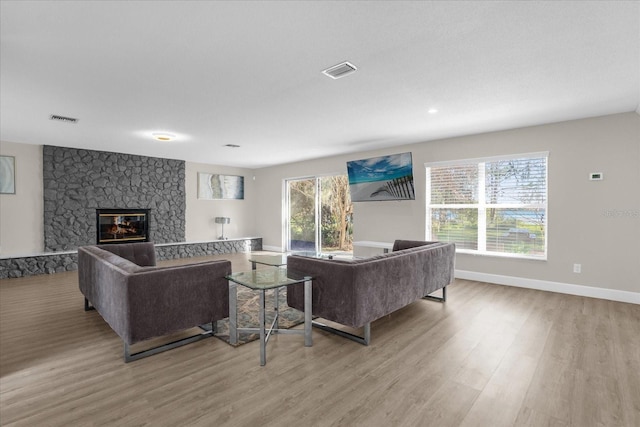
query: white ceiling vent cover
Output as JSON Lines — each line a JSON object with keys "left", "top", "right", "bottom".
{"left": 49, "top": 114, "right": 78, "bottom": 124}
{"left": 322, "top": 61, "right": 357, "bottom": 79}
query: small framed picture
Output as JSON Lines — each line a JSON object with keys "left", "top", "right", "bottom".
{"left": 0, "top": 155, "right": 15, "bottom": 194}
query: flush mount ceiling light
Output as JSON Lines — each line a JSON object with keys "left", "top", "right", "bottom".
{"left": 322, "top": 61, "right": 357, "bottom": 79}
{"left": 152, "top": 132, "right": 176, "bottom": 141}
{"left": 427, "top": 108, "right": 439, "bottom": 114}
{"left": 136, "top": 130, "right": 189, "bottom": 142}
{"left": 224, "top": 144, "right": 240, "bottom": 148}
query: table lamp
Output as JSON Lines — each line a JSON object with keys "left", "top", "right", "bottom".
{"left": 215, "top": 217, "right": 230, "bottom": 240}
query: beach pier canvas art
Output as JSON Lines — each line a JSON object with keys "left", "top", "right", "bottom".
{"left": 346, "top": 152, "right": 415, "bottom": 202}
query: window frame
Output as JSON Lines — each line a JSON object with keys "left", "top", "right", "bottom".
{"left": 425, "top": 152, "right": 548, "bottom": 260}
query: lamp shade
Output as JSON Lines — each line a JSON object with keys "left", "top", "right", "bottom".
{"left": 215, "top": 217, "right": 230, "bottom": 224}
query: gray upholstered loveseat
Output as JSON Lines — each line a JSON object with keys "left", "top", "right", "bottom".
{"left": 286, "top": 240, "right": 455, "bottom": 345}
{"left": 78, "top": 242, "right": 231, "bottom": 362}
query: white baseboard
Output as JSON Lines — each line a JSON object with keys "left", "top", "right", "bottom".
{"left": 455, "top": 270, "right": 639, "bottom": 305}
{"left": 243, "top": 254, "right": 639, "bottom": 304}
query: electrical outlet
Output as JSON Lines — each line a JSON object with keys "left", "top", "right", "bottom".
{"left": 573, "top": 263, "right": 581, "bottom": 273}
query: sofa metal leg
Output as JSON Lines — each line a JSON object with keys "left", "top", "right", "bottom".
{"left": 423, "top": 286, "right": 446, "bottom": 302}
{"left": 312, "top": 320, "right": 371, "bottom": 346}
{"left": 123, "top": 327, "right": 214, "bottom": 363}
{"left": 363, "top": 323, "right": 371, "bottom": 344}
{"left": 84, "top": 298, "right": 95, "bottom": 311}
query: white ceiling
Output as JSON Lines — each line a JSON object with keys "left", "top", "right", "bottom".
{"left": 1, "top": 1, "right": 638, "bottom": 169}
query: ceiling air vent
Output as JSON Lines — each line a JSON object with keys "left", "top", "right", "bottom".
{"left": 322, "top": 61, "right": 357, "bottom": 79}
{"left": 49, "top": 114, "right": 78, "bottom": 124}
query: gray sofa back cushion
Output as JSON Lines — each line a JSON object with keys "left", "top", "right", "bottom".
{"left": 286, "top": 240, "right": 455, "bottom": 328}
{"left": 392, "top": 239, "right": 438, "bottom": 251}
{"left": 98, "top": 241, "right": 156, "bottom": 266}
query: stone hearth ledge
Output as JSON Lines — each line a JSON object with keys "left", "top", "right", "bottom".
{"left": 0, "top": 238, "right": 262, "bottom": 279}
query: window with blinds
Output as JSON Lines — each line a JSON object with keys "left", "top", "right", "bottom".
{"left": 426, "top": 152, "right": 548, "bottom": 259}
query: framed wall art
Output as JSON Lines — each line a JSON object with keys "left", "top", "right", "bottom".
{"left": 0, "top": 155, "right": 16, "bottom": 194}
{"left": 198, "top": 173, "right": 244, "bottom": 200}
{"left": 346, "top": 152, "right": 415, "bottom": 202}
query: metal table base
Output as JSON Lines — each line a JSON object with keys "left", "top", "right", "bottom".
{"left": 228, "top": 276, "right": 312, "bottom": 366}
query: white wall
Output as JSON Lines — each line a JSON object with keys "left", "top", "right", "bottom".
{"left": 0, "top": 141, "right": 43, "bottom": 256}
{"left": 185, "top": 162, "right": 257, "bottom": 241}
{"left": 2, "top": 113, "right": 638, "bottom": 300}
{"left": 0, "top": 143, "right": 259, "bottom": 256}
{"left": 254, "top": 113, "right": 640, "bottom": 295}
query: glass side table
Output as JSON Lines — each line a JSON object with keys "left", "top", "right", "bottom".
{"left": 226, "top": 268, "right": 313, "bottom": 366}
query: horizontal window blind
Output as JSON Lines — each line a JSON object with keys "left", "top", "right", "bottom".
{"left": 484, "top": 157, "right": 547, "bottom": 206}
{"left": 430, "top": 164, "right": 478, "bottom": 204}
{"left": 426, "top": 153, "right": 548, "bottom": 259}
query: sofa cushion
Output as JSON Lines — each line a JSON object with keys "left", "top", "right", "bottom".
{"left": 98, "top": 242, "right": 156, "bottom": 266}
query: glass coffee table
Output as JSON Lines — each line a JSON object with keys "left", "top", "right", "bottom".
{"left": 226, "top": 268, "right": 313, "bottom": 366}
{"left": 249, "top": 253, "right": 341, "bottom": 269}
{"left": 249, "top": 254, "right": 288, "bottom": 270}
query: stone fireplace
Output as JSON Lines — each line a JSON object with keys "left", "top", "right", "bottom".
{"left": 96, "top": 209, "right": 150, "bottom": 244}
{"left": 43, "top": 145, "right": 185, "bottom": 251}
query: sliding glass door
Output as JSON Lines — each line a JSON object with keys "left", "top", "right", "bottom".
{"left": 286, "top": 175, "right": 353, "bottom": 255}
{"left": 287, "top": 178, "right": 318, "bottom": 252}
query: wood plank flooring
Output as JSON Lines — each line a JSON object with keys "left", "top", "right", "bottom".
{"left": 1, "top": 252, "right": 638, "bottom": 426}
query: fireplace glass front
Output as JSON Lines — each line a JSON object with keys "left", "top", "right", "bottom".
{"left": 96, "top": 209, "right": 150, "bottom": 244}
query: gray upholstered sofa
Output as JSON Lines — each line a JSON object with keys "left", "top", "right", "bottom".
{"left": 286, "top": 240, "right": 455, "bottom": 345}
{"left": 78, "top": 242, "right": 231, "bottom": 362}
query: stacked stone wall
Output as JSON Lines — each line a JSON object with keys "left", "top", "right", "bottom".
{"left": 43, "top": 146, "right": 185, "bottom": 251}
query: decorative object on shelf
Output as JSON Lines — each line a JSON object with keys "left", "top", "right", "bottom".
{"left": 198, "top": 173, "right": 244, "bottom": 200}
{"left": 215, "top": 217, "right": 231, "bottom": 240}
{"left": 0, "top": 155, "right": 16, "bottom": 194}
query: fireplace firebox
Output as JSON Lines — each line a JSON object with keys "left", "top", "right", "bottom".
{"left": 96, "top": 209, "right": 150, "bottom": 244}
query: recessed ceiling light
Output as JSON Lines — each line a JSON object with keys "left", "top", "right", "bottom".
{"left": 224, "top": 144, "right": 241, "bottom": 148}
{"left": 152, "top": 132, "right": 176, "bottom": 141}
{"left": 428, "top": 108, "right": 439, "bottom": 114}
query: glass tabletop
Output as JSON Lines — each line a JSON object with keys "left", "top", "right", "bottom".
{"left": 226, "top": 268, "right": 312, "bottom": 290}
{"left": 289, "top": 251, "right": 348, "bottom": 260}
{"left": 248, "top": 253, "right": 351, "bottom": 271}
{"left": 249, "top": 254, "right": 288, "bottom": 267}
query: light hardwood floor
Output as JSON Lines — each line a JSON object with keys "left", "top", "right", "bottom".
{"left": 1, "top": 252, "right": 639, "bottom": 426}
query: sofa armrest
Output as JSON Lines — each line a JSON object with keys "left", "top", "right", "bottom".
{"left": 422, "top": 243, "right": 456, "bottom": 294}
{"left": 78, "top": 246, "right": 135, "bottom": 340}
{"left": 124, "top": 260, "right": 231, "bottom": 344}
